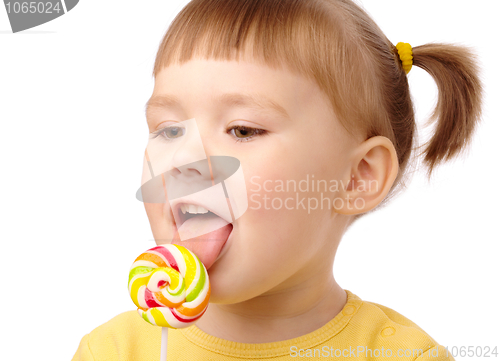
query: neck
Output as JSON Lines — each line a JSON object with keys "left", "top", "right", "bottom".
{"left": 194, "top": 271, "right": 347, "bottom": 343}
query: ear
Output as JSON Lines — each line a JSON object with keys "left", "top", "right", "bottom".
{"left": 333, "top": 136, "right": 399, "bottom": 215}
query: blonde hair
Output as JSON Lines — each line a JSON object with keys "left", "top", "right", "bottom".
{"left": 152, "top": 0, "right": 484, "bottom": 218}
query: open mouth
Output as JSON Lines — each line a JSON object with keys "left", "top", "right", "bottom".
{"left": 175, "top": 203, "right": 218, "bottom": 227}
{"left": 171, "top": 200, "right": 233, "bottom": 228}
{"left": 169, "top": 201, "right": 234, "bottom": 270}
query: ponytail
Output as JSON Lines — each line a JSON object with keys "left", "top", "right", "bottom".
{"left": 411, "top": 43, "right": 484, "bottom": 178}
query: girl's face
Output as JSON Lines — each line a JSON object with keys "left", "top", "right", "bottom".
{"left": 144, "top": 56, "right": 360, "bottom": 303}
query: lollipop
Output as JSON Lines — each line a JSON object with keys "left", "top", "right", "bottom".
{"left": 128, "top": 244, "right": 210, "bottom": 360}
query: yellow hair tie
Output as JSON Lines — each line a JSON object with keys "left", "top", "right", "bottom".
{"left": 396, "top": 42, "right": 413, "bottom": 74}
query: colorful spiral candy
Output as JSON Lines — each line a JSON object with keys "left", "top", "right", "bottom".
{"left": 128, "top": 244, "right": 210, "bottom": 328}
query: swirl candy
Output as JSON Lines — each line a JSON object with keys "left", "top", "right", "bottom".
{"left": 128, "top": 244, "right": 210, "bottom": 329}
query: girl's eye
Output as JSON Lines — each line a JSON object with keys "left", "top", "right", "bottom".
{"left": 152, "top": 126, "right": 185, "bottom": 141}
{"left": 151, "top": 124, "right": 266, "bottom": 143}
{"left": 228, "top": 125, "right": 267, "bottom": 143}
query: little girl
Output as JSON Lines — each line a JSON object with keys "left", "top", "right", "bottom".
{"left": 73, "top": 0, "right": 483, "bottom": 360}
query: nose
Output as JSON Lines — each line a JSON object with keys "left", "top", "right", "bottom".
{"left": 169, "top": 118, "right": 210, "bottom": 175}
{"left": 170, "top": 154, "right": 212, "bottom": 181}
{"left": 170, "top": 141, "right": 210, "bottom": 179}
{"left": 166, "top": 118, "right": 213, "bottom": 199}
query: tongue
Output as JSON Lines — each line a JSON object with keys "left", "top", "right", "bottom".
{"left": 172, "top": 213, "right": 232, "bottom": 270}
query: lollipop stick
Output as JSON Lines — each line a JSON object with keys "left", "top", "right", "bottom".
{"left": 160, "top": 327, "right": 168, "bottom": 361}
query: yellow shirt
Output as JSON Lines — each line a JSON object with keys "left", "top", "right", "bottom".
{"left": 72, "top": 290, "right": 454, "bottom": 360}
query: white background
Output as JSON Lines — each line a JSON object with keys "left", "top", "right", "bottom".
{"left": 1, "top": 0, "right": 498, "bottom": 360}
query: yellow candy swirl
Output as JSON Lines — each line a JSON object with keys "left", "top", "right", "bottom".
{"left": 128, "top": 244, "right": 210, "bottom": 328}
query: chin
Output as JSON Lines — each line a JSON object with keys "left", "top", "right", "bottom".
{"left": 205, "top": 266, "right": 252, "bottom": 304}
{"left": 208, "top": 287, "right": 256, "bottom": 305}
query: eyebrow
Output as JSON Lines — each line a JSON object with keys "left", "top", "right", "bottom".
{"left": 145, "top": 92, "right": 289, "bottom": 120}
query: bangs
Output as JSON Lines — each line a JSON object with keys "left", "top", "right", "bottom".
{"left": 154, "top": 0, "right": 336, "bottom": 75}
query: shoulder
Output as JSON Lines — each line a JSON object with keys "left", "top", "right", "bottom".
{"left": 346, "top": 291, "right": 455, "bottom": 360}
{"left": 88, "top": 310, "right": 157, "bottom": 341}
{"left": 72, "top": 311, "right": 160, "bottom": 361}
{"left": 90, "top": 310, "right": 151, "bottom": 333}
{"left": 361, "top": 298, "right": 432, "bottom": 336}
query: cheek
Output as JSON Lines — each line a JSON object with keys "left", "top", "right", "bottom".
{"left": 145, "top": 201, "right": 168, "bottom": 218}
{"left": 144, "top": 203, "right": 173, "bottom": 243}
{"left": 144, "top": 202, "right": 161, "bottom": 221}
{"left": 210, "top": 159, "right": 338, "bottom": 301}
{"left": 242, "top": 169, "right": 320, "bottom": 261}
